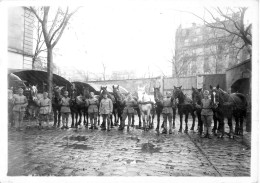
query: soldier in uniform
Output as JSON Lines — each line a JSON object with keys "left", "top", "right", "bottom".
{"left": 37, "top": 92, "right": 52, "bottom": 129}
{"left": 99, "top": 92, "right": 113, "bottom": 131}
{"left": 162, "top": 91, "right": 175, "bottom": 134}
{"left": 119, "top": 93, "right": 137, "bottom": 131}
{"left": 86, "top": 92, "right": 99, "bottom": 130}
{"left": 59, "top": 91, "right": 71, "bottom": 129}
{"left": 12, "top": 88, "right": 28, "bottom": 131}
{"left": 196, "top": 90, "right": 213, "bottom": 139}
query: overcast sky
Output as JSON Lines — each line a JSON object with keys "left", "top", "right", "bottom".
{"left": 52, "top": 0, "right": 255, "bottom": 78}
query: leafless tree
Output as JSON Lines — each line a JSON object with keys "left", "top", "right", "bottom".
{"left": 168, "top": 48, "right": 194, "bottom": 77}
{"left": 29, "top": 6, "right": 81, "bottom": 98}
{"left": 190, "top": 7, "right": 252, "bottom": 58}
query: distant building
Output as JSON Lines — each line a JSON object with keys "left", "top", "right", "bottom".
{"left": 174, "top": 18, "right": 250, "bottom": 77}
{"left": 8, "top": 7, "right": 34, "bottom": 70}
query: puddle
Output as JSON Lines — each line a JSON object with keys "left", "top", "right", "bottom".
{"left": 126, "top": 136, "right": 140, "bottom": 143}
{"left": 63, "top": 136, "right": 88, "bottom": 141}
{"left": 141, "top": 143, "right": 161, "bottom": 154}
{"left": 59, "top": 144, "right": 94, "bottom": 150}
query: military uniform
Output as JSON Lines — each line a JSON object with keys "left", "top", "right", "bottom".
{"left": 162, "top": 95, "right": 175, "bottom": 134}
{"left": 37, "top": 97, "right": 51, "bottom": 127}
{"left": 60, "top": 96, "right": 71, "bottom": 129}
{"left": 120, "top": 97, "right": 137, "bottom": 130}
{"left": 200, "top": 98, "right": 213, "bottom": 137}
{"left": 99, "top": 97, "right": 113, "bottom": 130}
{"left": 86, "top": 97, "right": 99, "bottom": 129}
{"left": 12, "top": 94, "right": 28, "bottom": 129}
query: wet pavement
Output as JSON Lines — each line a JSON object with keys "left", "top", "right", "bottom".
{"left": 7, "top": 116, "right": 251, "bottom": 176}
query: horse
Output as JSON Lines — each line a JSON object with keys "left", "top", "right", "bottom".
{"left": 112, "top": 85, "right": 124, "bottom": 127}
{"left": 137, "top": 86, "right": 155, "bottom": 131}
{"left": 209, "top": 85, "right": 248, "bottom": 138}
{"left": 191, "top": 87, "right": 203, "bottom": 134}
{"left": 173, "top": 86, "right": 196, "bottom": 133}
{"left": 99, "top": 86, "right": 116, "bottom": 128}
{"left": 52, "top": 86, "right": 63, "bottom": 127}
{"left": 153, "top": 86, "right": 164, "bottom": 130}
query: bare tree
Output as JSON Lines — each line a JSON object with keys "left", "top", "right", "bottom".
{"left": 168, "top": 48, "right": 194, "bottom": 77}
{"left": 29, "top": 6, "right": 81, "bottom": 98}
{"left": 189, "top": 7, "right": 252, "bottom": 58}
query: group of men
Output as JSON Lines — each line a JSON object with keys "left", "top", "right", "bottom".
{"left": 9, "top": 87, "right": 214, "bottom": 138}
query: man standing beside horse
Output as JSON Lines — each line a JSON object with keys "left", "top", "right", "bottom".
{"left": 99, "top": 92, "right": 113, "bottom": 131}
{"left": 86, "top": 92, "right": 99, "bottom": 130}
{"left": 37, "top": 92, "right": 52, "bottom": 129}
{"left": 12, "top": 88, "right": 28, "bottom": 131}
{"left": 162, "top": 91, "right": 176, "bottom": 134}
{"left": 119, "top": 93, "right": 137, "bottom": 131}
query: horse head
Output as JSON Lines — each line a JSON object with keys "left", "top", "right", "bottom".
{"left": 28, "top": 84, "right": 39, "bottom": 101}
{"left": 137, "top": 86, "right": 152, "bottom": 103}
{"left": 112, "top": 85, "right": 122, "bottom": 101}
{"left": 192, "top": 87, "right": 203, "bottom": 105}
{"left": 83, "top": 86, "right": 90, "bottom": 99}
{"left": 154, "top": 86, "right": 163, "bottom": 103}
{"left": 209, "top": 84, "right": 222, "bottom": 106}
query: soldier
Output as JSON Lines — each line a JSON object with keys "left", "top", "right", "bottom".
{"left": 99, "top": 92, "right": 113, "bottom": 131}
{"left": 196, "top": 90, "right": 213, "bottom": 139}
{"left": 119, "top": 93, "right": 137, "bottom": 131}
{"left": 12, "top": 88, "right": 28, "bottom": 131}
{"left": 59, "top": 91, "right": 71, "bottom": 129}
{"left": 37, "top": 92, "right": 52, "bottom": 129}
{"left": 162, "top": 91, "right": 175, "bottom": 134}
{"left": 86, "top": 92, "right": 99, "bottom": 130}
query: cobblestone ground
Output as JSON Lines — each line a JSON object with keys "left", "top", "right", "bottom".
{"left": 8, "top": 116, "right": 251, "bottom": 176}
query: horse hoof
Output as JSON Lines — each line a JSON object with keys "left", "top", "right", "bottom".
{"left": 178, "top": 129, "right": 182, "bottom": 133}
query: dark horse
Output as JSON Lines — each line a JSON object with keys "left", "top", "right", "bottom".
{"left": 112, "top": 85, "right": 124, "bottom": 127}
{"left": 153, "top": 86, "right": 164, "bottom": 130}
{"left": 173, "top": 86, "right": 196, "bottom": 133}
{"left": 210, "top": 85, "right": 248, "bottom": 138}
{"left": 52, "top": 86, "right": 62, "bottom": 127}
{"left": 70, "top": 86, "right": 90, "bottom": 128}
{"left": 99, "top": 86, "right": 116, "bottom": 127}
{"left": 191, "top": 87, "right": 203, "bottom": 135}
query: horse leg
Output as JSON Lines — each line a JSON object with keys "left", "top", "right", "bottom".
{"left": 228, "top": 116, "right": 234, "bottom": 139}
{"left": 212, "top": 112, "right": 218, "bottom": 135}
{"left": 239, "top": 114, "right": 244, "bottom": 136}
{"left": 172, "top": 108, "right": 176, "bottom": 129}
{"left": 197, "top": 110, "right": 202, "bottom": 134}
{"left": 184, "top": 112, "right": 189, "bottom": 133}
{"left": 234, "top": 114, "right": 239, "bottom": 135}
{"left": 190, "top": 111, "right": 195, "bottom": 131}
{"left": 179, "top": 111, "right": 183, "bottom": 133}
{"left": 86, "top": 111, "right": 89, "bottom": 127}
{"left": 110, "top": 114, "right": 114, "bottom": 128}
{"left": 156, "top": 111, "right": 160, "bottom": 131}
{"left": 218, "top": 115, "right": 225, "bottom": 138}
{"left": 71, "top": 111, "right": 74, "bottom": 128}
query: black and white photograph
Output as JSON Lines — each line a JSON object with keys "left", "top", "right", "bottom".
{"left": 0, "top": 0, "right": 259, "bottom": 182}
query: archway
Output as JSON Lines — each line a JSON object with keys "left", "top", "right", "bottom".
{"left": 231, "top": 78, "right": 250, "bottom": 95}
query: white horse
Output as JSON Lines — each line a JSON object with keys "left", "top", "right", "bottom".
{"left": 137, "top": 86, "right": 155, "bottom": 130}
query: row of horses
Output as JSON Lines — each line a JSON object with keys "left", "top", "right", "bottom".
{"left": 9, "top": 83, "right": 248, "bottom": 138}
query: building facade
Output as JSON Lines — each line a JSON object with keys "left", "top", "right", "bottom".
{"left": 8, "top": 7, "right": 34, "bottom": 70}
{"left": 174, "top": 20, "right": 250, "bottom": 77}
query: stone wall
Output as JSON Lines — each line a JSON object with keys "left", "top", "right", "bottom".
{"left": 88, "top": 74, "right": 226, "bottom": 97}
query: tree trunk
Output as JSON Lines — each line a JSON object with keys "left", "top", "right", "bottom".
{"left": 47, "top": 46, "right": 53, "bottom": 99}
